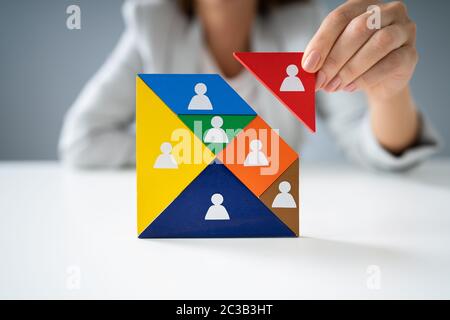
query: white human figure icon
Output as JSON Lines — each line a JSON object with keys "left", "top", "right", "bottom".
{"left": 204, "top": 193, "right": 230, "bottom": 220}
{"left": 280, "top": 64, "right": 305, "bottom": 92}
{"left": 272, "top": 181, "right": 297, "bottom": 208}
{"left": 188, "top": 82, "right": 213, "bottom": 110}
{"left": 153, "top": 142, "right": 178, "bottom": 169}
{"left": 244, "top": 139, "right": 269, "bottom": 167}
{"left": 204, "top": 116, "right": 229, "bottom": 143}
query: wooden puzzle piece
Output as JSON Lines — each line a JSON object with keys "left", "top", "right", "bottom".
{"left": 139, "top": 74, "right": 256, "bottom": 115}
{"left": 178, "top": 115, "right": 256, "bottom": 155}
{"left": 234, "top": 52, "right": 316, "bottom": 132}
{"left": 260, "top": 159, "right": 300, "bottom": 236}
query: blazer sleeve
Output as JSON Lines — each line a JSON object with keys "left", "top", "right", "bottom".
{"left": 59, "top": 1, "right": 143, "bottom": 168}
{"left": 317, "top": 91, "right": 442, "bottom": 172}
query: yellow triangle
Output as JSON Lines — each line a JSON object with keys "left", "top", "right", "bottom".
{"left": 137, "top": 77, "right": 215, "bottom": 235}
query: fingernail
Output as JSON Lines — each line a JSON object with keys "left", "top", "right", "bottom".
{"left": 315, "top": 71, "right": 326, "bottom": 91}
{"left": 325, "top": 77, "right": 342, "bottom": 92}
{"left": 343, "top": 83, "right": 357, "bottom": 92}
{"left": 303, "top": 50, "right": 321, "bottom": 72}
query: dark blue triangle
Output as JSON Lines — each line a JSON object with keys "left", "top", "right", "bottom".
{"left": 139, "top": 74, "right": 256, "bottom": 115}
{"left": 139, "top": 162, "right": 295, "bottom": 238}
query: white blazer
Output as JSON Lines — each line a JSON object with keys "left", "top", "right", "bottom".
{"left": 59, "top": 0, "right": 439, "bottom": 170}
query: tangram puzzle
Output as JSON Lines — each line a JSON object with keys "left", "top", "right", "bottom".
{"left": 137, "top": 52, "right": 315, "bottom": 238}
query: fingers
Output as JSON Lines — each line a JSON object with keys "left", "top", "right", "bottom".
{"left": 302, "top": 2, "right": 368, "bottom": 73}
{"left": 317, "top": 3, "right": 403, "bottom": 91}
{"left": 348, "top": 45, "right": 418, "bottom": 92}
{"left": 325, "top": 22, "right": 414, "bottom": 92}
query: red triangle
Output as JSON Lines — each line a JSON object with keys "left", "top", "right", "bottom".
{"left": 234, "top": 52, "right": 316, "bottom": 132}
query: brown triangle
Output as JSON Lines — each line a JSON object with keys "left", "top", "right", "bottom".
{"left": 259, "top": 158, "right": 299, "bottom": 236}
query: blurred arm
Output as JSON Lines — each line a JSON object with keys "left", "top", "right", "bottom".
{"left": 318, "top": 91, "right": 441, "bottom": 172}
{"left": 59, "top": 4, "right": 142, "bottom": 168}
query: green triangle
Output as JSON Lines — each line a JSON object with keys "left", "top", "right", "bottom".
{"left": 178, "top": 115, "right": 256, "bottom": 155}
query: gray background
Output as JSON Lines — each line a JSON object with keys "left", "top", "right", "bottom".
{"left": 0, "top": 0, "right": 448, "bottom": 161}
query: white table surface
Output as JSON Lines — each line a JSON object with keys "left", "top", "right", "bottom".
{"left": 1, "top": 160, "right": 450, "bottom": 299}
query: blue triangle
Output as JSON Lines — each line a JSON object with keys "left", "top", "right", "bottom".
{"left": 139, "top": 74, "right": 256, "bottom": 115}
{"left": 139, "top": 162, "right": 295, "bottom": 238}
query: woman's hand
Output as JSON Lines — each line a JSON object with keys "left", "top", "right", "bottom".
{"left": 302, "top": 0, "right": 418, "bottom": 101}
{"left": 302, "top": 0, "right": 420, "bottom": 154}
